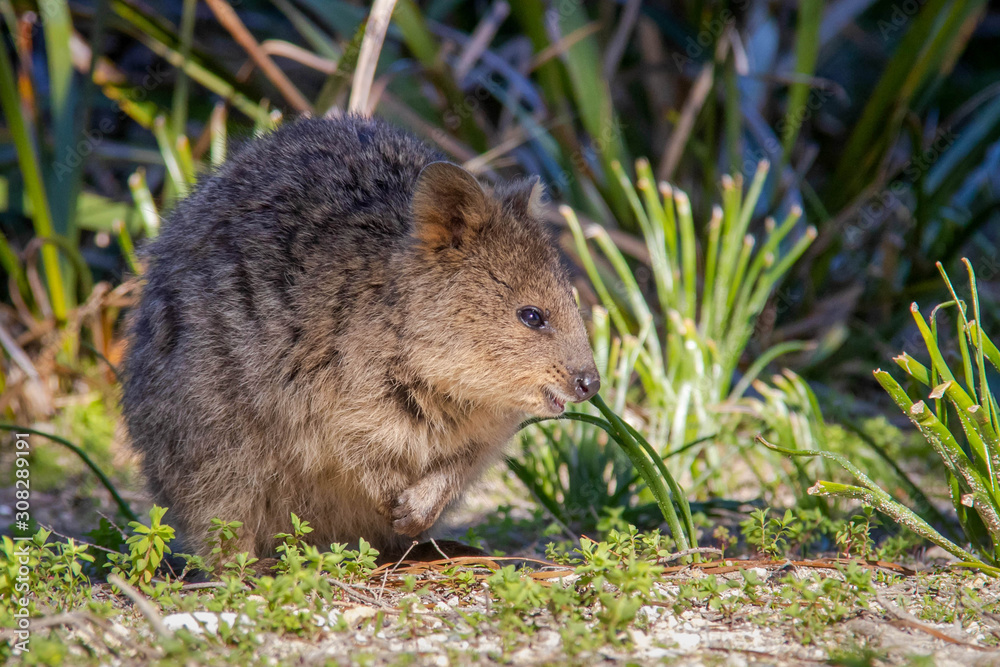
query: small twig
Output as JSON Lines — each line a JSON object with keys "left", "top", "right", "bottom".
{"left": 428, "top": 538, "right": 450, "bottom": 561}
{"left": 379, "top": 540, "right": 418, "bottom": 601}
{"left": 453, "top": 1, "right": 509, "bottom": 82}
{"left": 96, "top": 511, "right": 130, "bottom": 540}
{"left": 23, "top": 248, "right": 53, "bottom": 321}
{"left": 261, "top": 40, "right": 336, "bottom": 74}
{"left": 348, "top": 0, "right": 398, "bottom": 116}
{"left": 377, "top": 92, "right": 482, "bottom": 165}
{"left": 179, "top": 581, "right": 231, "bottom": 591}
{"left": 602, "top": 0, "right": 642, "bottom": 80}
{"left": 658, "top": 56, "right": 716, "bottom": 182}
{"left": 204, "top": 0, "right": 311, "bottom": 113}
{"left": 0, "top": 320, "right": 39, "bottom": 379}
{"left": 37, "top": 524, "right": 120, "bottom": 556}
{"left": 108, "top": 574, "right": 171, "bottom": 640}
{"left": 8, "top": 273, "right": 37, "bottom": 326}
{"left": 528, "top": 22, "right": 602, "bottom": 71}
{"left": 329, "top": 579, "right": 393, "bottom": 609}
{"left": 660, "top": 547, "right": 723, "bottom": 563}
{"left": 876, "top": 591, "right": 994, "bottom": 651}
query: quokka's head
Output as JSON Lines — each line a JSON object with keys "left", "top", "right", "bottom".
{"left": 405, "top": 161, "right": 599, "bottom": 417}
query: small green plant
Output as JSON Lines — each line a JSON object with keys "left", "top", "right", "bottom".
{"left": 107, "top": 505, "right": 175, "bottom": 589}
{"left": 486, "top": 565, "right": 550, "bottom": 636}
{"left": 318, "top": 540, "right": 379, "bottom": 582}
{"left": 274, "top": 511, "right": 314, "bottom": 550}
{"left": 835, "top": 508, "right": 877, "bottom": 559}
{"left": 779, "top": 563, "right": 874, "bottom": 644}
{"left": 208, "top": 518, "right": 251, "bottom": 572}
{"left": 86, "top": 518, "right": 127, "bottom": 574}
{"left": 742, "top": 508, "right": 796, "bottom": 559}
{"left": 46, "top": 538, "right": 95, "bottom": 607}
{"left": 712, "top": 525, "right": 738, "bottom": 559}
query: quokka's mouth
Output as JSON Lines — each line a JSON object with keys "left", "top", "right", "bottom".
{"left": 542, "top": 387, "right": 569, "bottom": 415}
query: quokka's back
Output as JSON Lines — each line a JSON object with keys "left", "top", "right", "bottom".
{"left": 122, "top": 116, "right": 599, "bottom": 560}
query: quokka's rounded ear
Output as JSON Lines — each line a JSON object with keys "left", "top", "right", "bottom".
{"left": 411, "top": 162, "right": 488, "bottom": 251}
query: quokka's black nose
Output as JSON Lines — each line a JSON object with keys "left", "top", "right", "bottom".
{"left": 573, "top": 371, "right": 601, "bottom": 401}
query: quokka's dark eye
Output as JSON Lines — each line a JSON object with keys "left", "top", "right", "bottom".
{"left": 517, "top": 306, "right": 547, "bottom": 329}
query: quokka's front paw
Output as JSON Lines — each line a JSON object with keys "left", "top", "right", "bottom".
{"left": 390, "top": 483, "right": 447, "bottom": 537}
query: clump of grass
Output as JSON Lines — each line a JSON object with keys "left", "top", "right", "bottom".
{"left": 563, "top": 159, "right": 814, "bottom": 460}
{"left": 766, "top": 259, "right": 1000, "bottom": 573}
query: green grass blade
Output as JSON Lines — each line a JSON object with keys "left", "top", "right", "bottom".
{"left": 113, "top": 220, "right": 141, "bottom": 276}
{"left": 0, "top": 424, "right": 137, "bottom": 523}
{"left": 634, "top": 170, "right": 675, "bottom": 319}
{"left": 129, "top": 169, "right": 160, "bottom": 238}
{"left": 153, "top": 116, "right": 186, "bottom": 198}
{"left": 613, "top": 413, "right": 698, "bottom": 550}
{"left": 40, "top": 0, "right": 76, "bottom": 239}
{"left": 736, "top": 161, "right": 770, "bottom": 236}
{"left": 111, "top": 0, "right": 269, "bottom": 124}
{"left": 733, "top": 207, "right": 802, "bottom": 320}
{"left": 591, "top": 228, "right": 663, "bottom": 365}
{"left": 589, "top": 396, "right": 692, "bottom": 551}
{"left": 894, "top": 353, "right": 932, "bottom": 385}
{"left": 725, "top": 234, "right": 755, "bottom": 314}
{"left": 0, "top": 36, "right": 67, "bottom": 320}
{"left": 210, "top": 103, "right": 228, "bottom": 167}
{"left": 270, "top": 0, "right": 340, "bottom": 59}
{"left": 809, "top": 480, "right": 990, "bottom": 568}
{"left": 522, "top": 406, "right": 692, "bottom": 551}
{"left": 962, "top": 259, "right": 999, "bottom": 440}
{"left": 176, "top": 135, "right": 198, "bottom": 186}
{"left": 759, "top": 435, "right": 992, "bottom": 568}
{"left": 392, "top": 0, "right": 487, "bottom": 151}
{"left": 968, "top": 322, "right": 1000, "bottom": 373}
{"left": 911, "top": 304, "right": 994, "bottom": 433}
{"left": 562, "top": 206, "right": 630, "bottom": 337}
{"left": 0, "top": 229, "right": 30, "bottom": 307}
{"left": 171, "top": 0, "right": 198, "bottom": 138}
{"left": 730, "top": 341, "right": 811, "bottom": 401}
{"left": 876, "top": 371, "right": 1000, "bottom": 544}
{"left": 827, "top": 0, "right": 987, "bottom": 209}
{"left": 781, "top": 0, "right": 821, "bottom": 161}
{"left": 673, "top": 189, "right": 698, "bottom": 322}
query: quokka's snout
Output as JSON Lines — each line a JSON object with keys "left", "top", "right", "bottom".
{"left": 572, "top": 367, "right": 601, "bottom": 401}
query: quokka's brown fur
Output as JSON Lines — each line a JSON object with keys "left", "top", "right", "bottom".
{"left": 121, "top": 116, "right": 599, "bottom": 560}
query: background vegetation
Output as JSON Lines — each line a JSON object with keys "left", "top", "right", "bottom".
{"left": 2, "top": 0, "right": 1000, "bottom": 655}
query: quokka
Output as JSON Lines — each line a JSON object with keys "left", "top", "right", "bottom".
{"left": 121, "top": 116, "right": 600, "bottom": 560}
